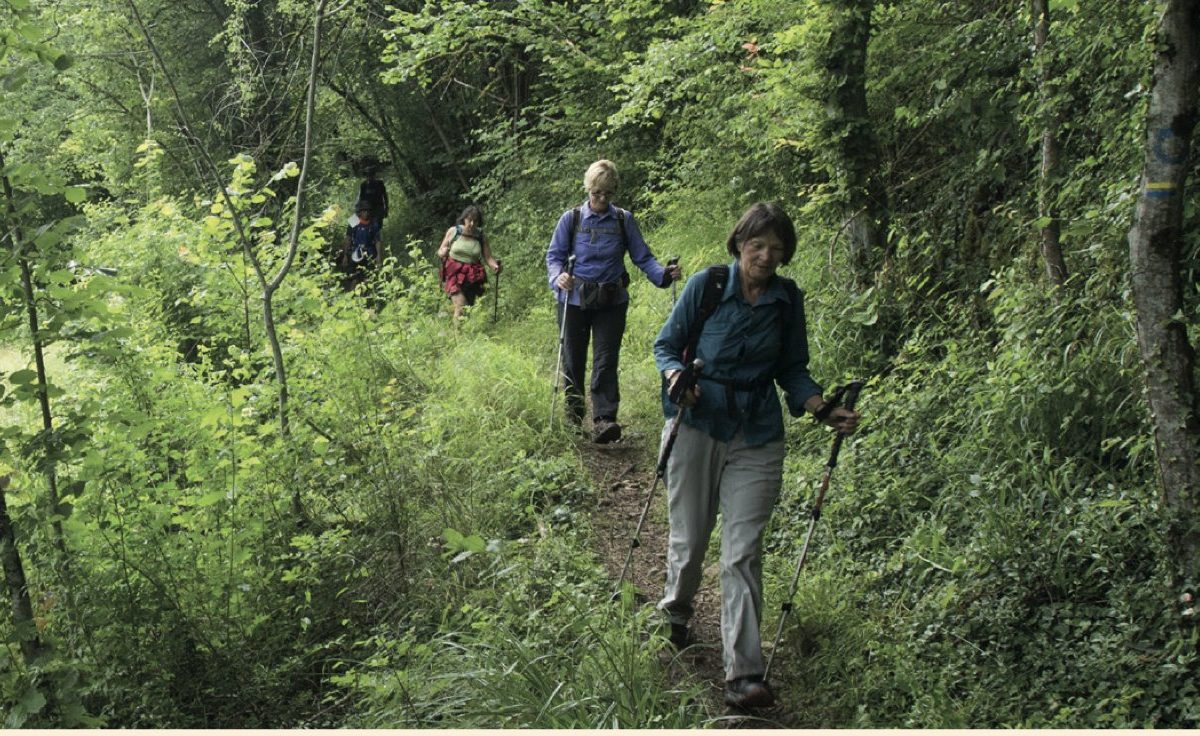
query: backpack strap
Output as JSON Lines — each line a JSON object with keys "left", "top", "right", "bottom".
{"left": 613, "top": 208, "right": 630, "bottom": 253}
{"left": 682, "top": 264, "right": 730, "bottom": 364}
{"left": 773, "top": 276, "right": 800, "bottom": 376}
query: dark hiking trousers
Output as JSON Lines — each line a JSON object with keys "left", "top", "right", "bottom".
{"left": 558, "top": 300, "right": 628, "bottom": 422}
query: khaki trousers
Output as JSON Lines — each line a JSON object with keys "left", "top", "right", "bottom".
{"left": 657, "top": 421, "right": 785, "bottom": 681}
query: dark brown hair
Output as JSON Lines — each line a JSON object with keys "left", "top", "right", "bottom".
{"left": 456, "top": 205, "right": 484, "bottom": 227}
{"left": 725, "top": 202, "right": 797, "bottom": 265}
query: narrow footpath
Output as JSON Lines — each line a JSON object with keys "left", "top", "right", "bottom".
{"left": 578, "top": 428, "right": 803, "bottom": 728}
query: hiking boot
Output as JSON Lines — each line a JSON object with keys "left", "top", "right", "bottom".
{"left": 593, "top": 418, "right": 622, "bottom": 444}
{"left": 668, "top": 622, "right": 690, "bottom": 650}
{"left": 724, "top": 676, "right": 774, "bottom": 709}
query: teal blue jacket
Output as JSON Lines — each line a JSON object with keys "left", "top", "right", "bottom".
{"left": 653, "top": 261, "right": 823, "bottom": 446}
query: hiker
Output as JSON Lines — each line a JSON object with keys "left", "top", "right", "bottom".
{"left": 342, "top": 200, "right": 382, "bottom": 289}
{"left": 437, "top": 205, "right": 501, "bottom": 320}
{"left": 652, "top": 202, "right": 859, "bottom": 709}
{"left": 358, "top": 169, "right": 389, "bottom": 224}
{"left": 546, "top": 159, "right": 682, "bottom": 443}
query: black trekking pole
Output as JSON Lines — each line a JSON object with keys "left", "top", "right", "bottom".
{"left": 612, "top": 357, "right": 705, "bottom": 599}
{"left": 667, "top": 256, "right": 679, "bottom": 305}
{"left": 493, "top": 259, "right": 501, "bottom": 322}
{"left": 548, "top": 255, "right": 577, "bottom": 432}
{"left": 763, "top": 380, "right": 864, "bottom": 681}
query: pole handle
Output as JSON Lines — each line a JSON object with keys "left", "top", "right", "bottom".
{"left": 667, "top": 358, "right": 704, "bottom": 406}
{"left": 842, "top": 380, "right": 864, "bottom": 413}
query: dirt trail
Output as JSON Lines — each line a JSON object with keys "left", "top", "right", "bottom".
{"left": 578, "top": 426, "right": 800, "bottom": 728}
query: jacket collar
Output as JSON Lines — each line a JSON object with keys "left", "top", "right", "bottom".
{"left": 726, "top": 260, "right": 792, "bottom": 305}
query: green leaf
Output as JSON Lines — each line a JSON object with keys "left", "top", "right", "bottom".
{"left": 462, "top": 534, "right": 487, "bottom": 553}
{"left": 64, "top": 186, "right": 87, "bottom": 203}
{"left": 194, "top": 490, "right": 229, "bottom": 507}
{"left": 442, "top": 527, "right": 465, "bottom": 548}
{"left": 8, "top": 369, "right": 37, "bottom": 385}
{"left": 17, "top": 22, "right": 46, "bottom": 43}
{"left": 19, "top": 687, "right": 46, "bottom": 715}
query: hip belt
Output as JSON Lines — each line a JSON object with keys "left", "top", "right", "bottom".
{"left": 703, "top": 374, "right": 773, "bottom": 419}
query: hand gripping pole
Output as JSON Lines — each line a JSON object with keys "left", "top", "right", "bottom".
{"left": 764, "top": 380, "right": 864, "bottom": 681}
{"left": 612, "top": 358, "right": 704, "bottom": 598}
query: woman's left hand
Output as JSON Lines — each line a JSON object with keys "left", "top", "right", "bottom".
{"left": 824, "top": 406, "right": 859, "bottom": 434}
{"left": 665, "top": 263, "right": 683, "bottom": 283}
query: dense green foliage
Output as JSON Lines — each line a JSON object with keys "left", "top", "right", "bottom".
{"left": 1, "top": 0, "right": 1197, "bottom": 727}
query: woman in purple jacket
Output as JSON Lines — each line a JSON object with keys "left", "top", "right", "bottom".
{"left": 546, "top": 159, "right": 681, "bottom": 443}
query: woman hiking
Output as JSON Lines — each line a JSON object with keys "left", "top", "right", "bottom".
{"left": 545, "top": 159, "right": 681, "bottom": 443}
{"left": 437, "top": 205, "right": 501, "bottom": 321}
{"left": 652, "top": 202, "right": 859, "bottom": 709}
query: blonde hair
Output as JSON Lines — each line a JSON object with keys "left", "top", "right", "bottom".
{"left": 583, "top": 159, "right": 619, "bottom": 193}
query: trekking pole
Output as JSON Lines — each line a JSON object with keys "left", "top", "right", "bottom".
{"left": 764, "top": 379, "right": 864, "bottom": 681}
{"left": 613, "top": 357, "right": 705, "bottom": 599}
{"left": 548, "top": 255, "right": 577, "bottom": 432}
{"left": 667, "top": 256, "right": 679, "bottom": 305}
{"left": 493, "top": 259, "right": 501, "bottom": 322}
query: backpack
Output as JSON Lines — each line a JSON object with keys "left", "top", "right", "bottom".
{"left": 566, "top": 206, "right": 630, "bottom": 256}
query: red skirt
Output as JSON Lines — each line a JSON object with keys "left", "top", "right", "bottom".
{"left": 441, "top": 258, "right": 487, "bottom": 297}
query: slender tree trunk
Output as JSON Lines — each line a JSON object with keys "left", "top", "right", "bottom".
{"left": 825, "top": 0, "right": 889, "bottom": 291}
{"left": 126, "top": 0, "right": 327, "bottom": 521}
{"left": 0, "top": 476, "right": 43, "bottom": 664}
{"left": 1127, "top": 0, "right": 1200, "bottom": 601}
{"left": 1, "top": 161, "right": 65, "bottom": 552}
{"left": 267, "top": 0, "right": 327, "bottom": 440}
{"left": 1032, "top": 0, "right": 1068, "bottom": 287}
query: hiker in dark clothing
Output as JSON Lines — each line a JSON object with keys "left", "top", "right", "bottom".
{"left": 358, "top": 170, "right": 388, "bottom": 224}
{"left": 546, "top": 159, "right": 681, "bottom": 443}
{"left": 653, "top": 202, "right": 858, "bottom": 710}
{"left": 342, "top": 200, "right": 382, "bottom": 289}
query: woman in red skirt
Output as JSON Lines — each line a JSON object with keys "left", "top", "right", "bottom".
{"left": 437, "top": 205, "right": 502, "bottom": 320}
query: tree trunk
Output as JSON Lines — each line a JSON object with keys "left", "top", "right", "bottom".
{"left": 1127, "top": 0, "right": 1200, "bottom": 601}
{"left": 826, "top": 0, "right": 889, "bottom": 291}
{"left": 1, "top": 161, "right": 65, "bottom": 553}
{"left": 0, "top": 476, "right": 43, "bottom": 664}
{"left": 1032, "top": 0, "right": 1068, "bottom": 287}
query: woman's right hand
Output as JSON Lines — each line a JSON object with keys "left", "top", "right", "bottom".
{"left": 666, "top": 369, "right": 700, "bottom": 408}
{"left": 555, "top": 272, "right": 575, "bottom": 291}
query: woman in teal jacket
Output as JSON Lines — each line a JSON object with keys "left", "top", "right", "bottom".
{"left": 653, "top": 202, "right": 858, "bottom": 709}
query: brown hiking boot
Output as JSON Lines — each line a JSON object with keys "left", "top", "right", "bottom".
{"left": 592, "top": 418, "right": 622, "bottom": 444}
{"left": 724, "top": 676, "right": 775, "bottom": 709}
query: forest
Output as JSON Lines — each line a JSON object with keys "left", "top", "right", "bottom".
{"left": 1, "top": 0, "right": 1198, "bottom": 728}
